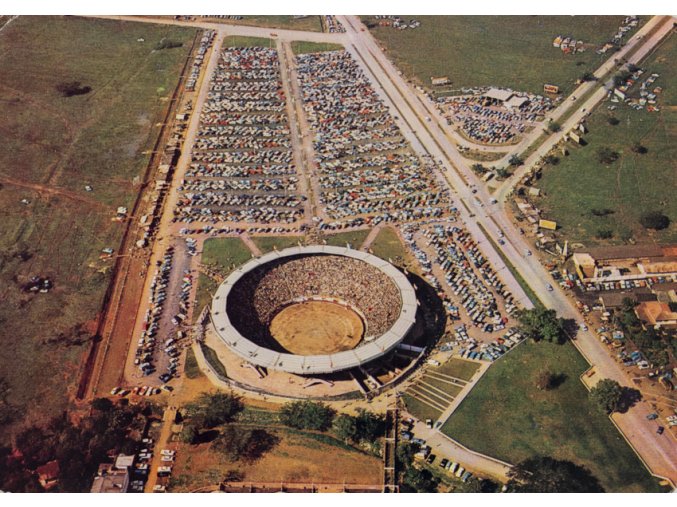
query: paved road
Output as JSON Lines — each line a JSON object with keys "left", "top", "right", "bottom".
{"left": 339, "top": 14, "right": 677, "bottom": 484}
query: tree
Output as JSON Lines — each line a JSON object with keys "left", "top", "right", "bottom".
{"left": 543, "top": 155, "right": 559, "bottom": 166}
{"left": 185, "top": 391, "right": 243, "bottom": 428}
{"left": 354, "top": 409, "right": 386, "bottom": 442}
{"left": 589, "top": 379, "right": 623, "bottom": 414}
{"left": 613, "top": 71, "right": 631, "bottom": 88}
{"left": 596, "top": 229, "right": 613, "bottom": 240}
{"left": 507, "top": 456, "right": 604, "bottom": 492}
{"left": 630, "top": 141, "right": 647, "bottom": 154}
{"left": 547, "top": 122, "right": 561, "bottom": 133}
{"left": 508, "top": 154, "right": 523, "bottom": 167}
{"left": 640, "top": 211, "right": 670, "bottom": 231}
{"left": 607, "top": 116, "right": 620, "bottom": 126}
{"left": 180, "top": 424, "right": 199, "bottom": 445}
{"left": 333, "top": 414, "right": 358, "bottom": 442}
{"left": 212, "top": 426, "right": 278, "bottom": 463}
{"left": 536, "top": 370, "right": 557, "bottom": 391}
{"left": 471, "top": 163, "right": 487, "bottom": 175}
{"left": 580, "top": 72, "right": 596, "bottom": 82}
{"left": 496, "top": 167, "right": 510, "bottom": 179}
{"left": 517, "top": 308, "right": 567, "bottom": 344}
{"left": 280, "top": 401, "right": 335, "bottom": 431}
{"left": 596, "top": 147, "right": 619, "bottom": 165}
{"left": 90, "top": 398, "right": 114, "bottom": 412}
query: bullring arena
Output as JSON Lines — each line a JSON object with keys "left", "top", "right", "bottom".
{"left": 203, "top": 246, "right": 424, "bottom": 398}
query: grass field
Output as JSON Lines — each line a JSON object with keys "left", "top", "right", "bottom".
{"left": 324, "top": 229, "right": 370, "bottom": 248}
{"left": 442, "top": 340, "right": 663, "bottom": 492}
{"left": 223, "top": 35, "right": 274, "bottom": 48}
{"left": 363, "top": 16, "right": 641, "bottom": 95}
{"left": 203, "top": 15, "right": 322, "bottom": 33}
{"left": 252, "top": 235, "right": 304, "bottom": 253}
{"left": 184, "top": 347, "right": 202, "bottom": 380}
{"left": 369, "top": 227, "right": 409, "bottom": 263}
{"left": 291, "top": 41, "right": 344, "bottom": 55}
{"left": 201, "top": 237, "right": 253, "bottom": 269}
{"left": 0, "top": 16, "right": 195, "bottom": 442}
{"left": 536, "top": 32, "right": 677, "bottom": 246}
{"left": 436, "top": 358, "right": 481, "bottom": 381}
{"left": 402, "top": 393, "right": 442, "bottom": 422}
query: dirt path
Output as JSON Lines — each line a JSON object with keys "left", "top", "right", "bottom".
{"left": 240, "top": 232, "right": 262, "bottom": 256}
{"left": 360, "top": 224, "right": 385, "bottom": 250}
{"left": 144, "top": 405, "right": 178, "bottom": 493}
{"left": 0, "top": 176, "right": 109, "bottom": 209}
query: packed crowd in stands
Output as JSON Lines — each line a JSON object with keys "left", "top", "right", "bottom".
{"left": 435, "top": 90, "right": 555, "bottom": 145}
{"left": 227, "top": 254, "right": 402, "bottom": 347}
{"left": 175, "top": 46, "right": 304, "bottom": 226}
{"left": 296, "top": 50, "right": 448, "bottom": 226}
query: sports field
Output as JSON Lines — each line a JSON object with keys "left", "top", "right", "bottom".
{"left": 0, "top": 16, "right": 195, "bottom": 441}
{"left": 442, "top": 340, "right": 663, "bottom": 492}
{"left": 536, "top": 31, "right": 677, "bottom": 245}
{"left": 363, "top": 16, "right": 642, "bottom": 95}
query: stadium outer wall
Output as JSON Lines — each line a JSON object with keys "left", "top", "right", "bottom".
{"left": 210, "top": 245, "right": 417, "bottom": 375}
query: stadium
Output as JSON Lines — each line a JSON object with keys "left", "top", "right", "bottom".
{"left": 210, "top": 246, "right": 417, "bottom": 375}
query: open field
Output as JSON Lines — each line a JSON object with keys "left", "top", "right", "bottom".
{"left": 222, "top": 35, "right": 274, "bottom": 48}
{"left": 363, "top": 16, "right": 642, "bottom": 95}
{"left": 169, "top": 416, "right": 381, "bottom": 491}
{"left": 291, "top": 41, "right": 344, "bottom": 55}
{"left": 252, "top": 235, "right": 304, "bottom": 254}
{"left": 442, "top": 340, "right": 664, "bottom": 492}
{"left": 536, "top": 32, "right": 677, "bottom": 246}
{"left": 324, "top": 229, "right": 371, "bottom": 248}
{"left": 0, "top": 16, "right": 195, "bottom": 442}
{"left": 202, "top": 15, "right": 322, "bottom": 33}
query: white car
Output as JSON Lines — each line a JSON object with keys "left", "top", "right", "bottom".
{"left": 579, "top": 323, "right": 588, "bottom": 332}
{"left": 546, "top": 284, "right": 553, "bottom": 291}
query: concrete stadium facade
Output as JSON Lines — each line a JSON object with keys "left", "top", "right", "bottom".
{"left": 210, "top": 245, "right": 417, "bottom": 375}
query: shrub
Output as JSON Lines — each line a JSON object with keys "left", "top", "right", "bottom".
{"left": 55, "top": 81, "right": 91, "bottom": 97}
{"left": 596, "top": 229, "right": 613, "bottom": 239}
{"left": 607, "top": 116, "right": 620, "bottom": 126}
{"left": 639, "top": 211, "right": 670, "bottom": 231}
{"left": 596, "top": 147, "right": 619, "bottom": 165}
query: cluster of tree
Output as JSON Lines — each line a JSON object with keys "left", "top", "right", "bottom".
{"left": 279, "top": 400, "right": 335, "bottom": 431}
{"left": 332, "top": 408, "right": 386, "bottom": 447}
{"left": 184, "top": 391, "right": 243, "bottom": 429}
{"left": 55, "top": 81, "right": 91, "bottom": 97}
{"left": 507, "top": 456, "right": 604, "bottom": 492}
{"left": 396, "top": 443, "right": 439, "bottom": 492}
{"left": 517, "top": 308, "right": 567, "bottom": 344}
{"left": 508, "top": 155, "right": 523, "bottom": 167}
{"left": 471, "top": 163, "right": 488, "bottom": 175}
{"left": 1, "top": 399, "right": 145, "bottom": 492}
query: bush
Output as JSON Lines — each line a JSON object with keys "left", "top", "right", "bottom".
{"left": 547, "top": 122, "right": 561, "bottom": 133}
{"left": 630, "top": 141, "right": 648, "bottom": 154}
{"left": 639, "top": 211, "right": 670, "bottom": 231}
{"left": 543, "top": 155, "right": 559, "bottom": 166}
{"left": 155, "top": 38, "right": 183, "bottom": 50}
{"left": 471, "top": 163, "right": 487, "bottom": 175}
{"left": 180, "top": 424, "right": 199, "bottom": 444}
{"left": 508, "top": 155, "right": 523, "bottom": 167}
{"left": 280, "top": 401, "right": 335, "bottom": 431}
{"left": 596, "top": 229, "right": 613, "bottom": 239}
{"left": 580, "top": 72, "right": 596, "bottom": 82}
{"left": 590, "top": 208, "right": 614, "bottom": 217}
{"left": 596, "top": 147, "right": 619, "bottom": 165}
{"left": 607, "top": 116, "right": 620, "bottom": 126}
{"left": 55, "top": 81, "right": 91, "bottom": 97}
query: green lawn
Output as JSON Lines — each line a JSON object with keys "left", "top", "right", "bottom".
{"left": 324, "top": 229, "right": 370, "bottom": 248}
{"left": 200, "top": 343, "right": 227, "bottom": 378}
{"left": 442, "top": 340, "right": 663, "bottom": 492}
{"left": 402, "top": 393, "right": 443, "bottom": 422}
{"left": 435, "top": 358, "right": 481, "bottom": 381}
{"left": 0, "top": 16, "right": 195, "bottom": 442}
{"left": 204, "top": 15, "right": 322, "bottom": 33}
{"left": 369, "top": 227, "right": 408, "bottom": 263}
{"left": 252, "top": 235, "right": 304, "bottom": 254}
{"left": 201, "top": 237, "right": 252, "bottom": 269}
{"left": 536, "top": 32, "right": 677, "bottom": 246}
{"left": 363, "top": 16, "right": 643, "bottom": 95}
{"left": 184, "top": 347, "right": 202, "bottom": 379}
{"left": 223, "top": 35, "right": 274, "bottom": 48}
{"left": 291, "top": 41, "right": 344, "bottom": 55}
